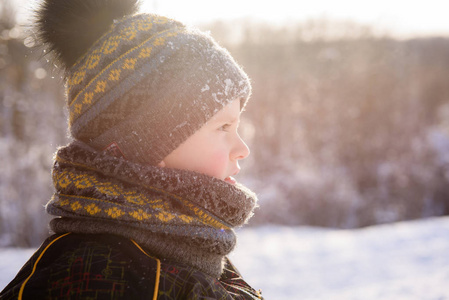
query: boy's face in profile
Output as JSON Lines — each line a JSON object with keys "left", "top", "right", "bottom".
{"left": 160, "top": 99, "right": 249, "bottom": 184}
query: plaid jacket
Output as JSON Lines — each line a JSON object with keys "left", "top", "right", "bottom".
{"left": 0, "top": 233, "right": 263, "bottom": 300}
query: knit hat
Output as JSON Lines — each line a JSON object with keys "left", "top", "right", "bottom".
{"left": 35, "top": 0, "right": 251, "bottom": 165}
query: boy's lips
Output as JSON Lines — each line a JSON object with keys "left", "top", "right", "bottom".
{"left": 224, "top": 176, "right": 237, "bottom": 185}
{"left": 224, "top": 170, "right": 239, "bottom": 185}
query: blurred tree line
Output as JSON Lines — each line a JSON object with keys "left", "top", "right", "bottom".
{"left": 0, "top": 0, "right": 67, "bottom": 247}
{"left": 1, "top": 2, "right": 449, "bottom": 246}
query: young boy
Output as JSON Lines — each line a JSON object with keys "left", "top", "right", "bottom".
{"left": 0, "top": 0, "right": 262, "bottom": 299}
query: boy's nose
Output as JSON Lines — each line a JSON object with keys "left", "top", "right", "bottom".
{"left": 233, "top": 134, "right": 250, "bottom": 161}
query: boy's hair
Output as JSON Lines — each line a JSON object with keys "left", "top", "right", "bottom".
{"left": 36, "top": 0, "right": 251, "bottom": 165}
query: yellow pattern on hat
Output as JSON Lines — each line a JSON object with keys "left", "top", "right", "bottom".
{"left": 67, "top": 27, "right": 181, "bottom": 124}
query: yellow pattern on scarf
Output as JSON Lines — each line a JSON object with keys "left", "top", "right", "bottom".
{"left": 52, "top": 167, "right": 229, "bottom": 230}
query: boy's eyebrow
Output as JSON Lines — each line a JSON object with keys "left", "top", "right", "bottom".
{"left": 212, "top": 114, "right": 240, "bottom": 124}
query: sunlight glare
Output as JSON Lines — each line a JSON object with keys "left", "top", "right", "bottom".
{"left": 141, "top": 0, "right": 449, "bottom": 38}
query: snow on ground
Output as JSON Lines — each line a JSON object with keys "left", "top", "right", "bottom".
{"left": 0, "top": 248, "right": 35, "bottom": 290}
{"left": 231, "top": 216, "right": 449, "bottom": 300}
{"left": 1, "top": 217, "right": 449, "bottom": 299}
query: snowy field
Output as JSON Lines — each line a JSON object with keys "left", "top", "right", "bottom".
{"left": 1, "top": 217, "right": 449, "bottom": 299}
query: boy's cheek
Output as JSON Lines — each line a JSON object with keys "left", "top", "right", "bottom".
{"left": 203, "top": 150, "right": 230, "bottom": 179}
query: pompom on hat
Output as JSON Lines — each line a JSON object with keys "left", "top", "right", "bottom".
{"left": 35, "top": 0, "right": 251, "bottom": 165}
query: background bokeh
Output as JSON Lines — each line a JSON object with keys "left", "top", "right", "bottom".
{"left": 1, "top": 0, "right": 449, "bottom": 246}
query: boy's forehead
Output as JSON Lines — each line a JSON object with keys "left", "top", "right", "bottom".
{"left": 212, "top": 102, "right": 241, "bottom": 121}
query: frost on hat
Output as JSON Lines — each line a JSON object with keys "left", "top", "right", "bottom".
{"left": 36, "top": 0, "right": 252, "bottom": 165}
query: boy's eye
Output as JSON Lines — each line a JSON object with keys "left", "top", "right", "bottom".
{"left": 219, "top": 124, "right": 232, "bottom": 131}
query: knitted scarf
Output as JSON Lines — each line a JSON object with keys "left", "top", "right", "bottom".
{"left": 46, "top": 141, "right": 257, "bottom": 278}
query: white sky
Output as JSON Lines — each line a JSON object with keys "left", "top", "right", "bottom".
{"left": 140, "top": 0, "right": 449, "bottom": 38}
{"left": 12, "top": 0, "right": 449, "bottom": 38}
